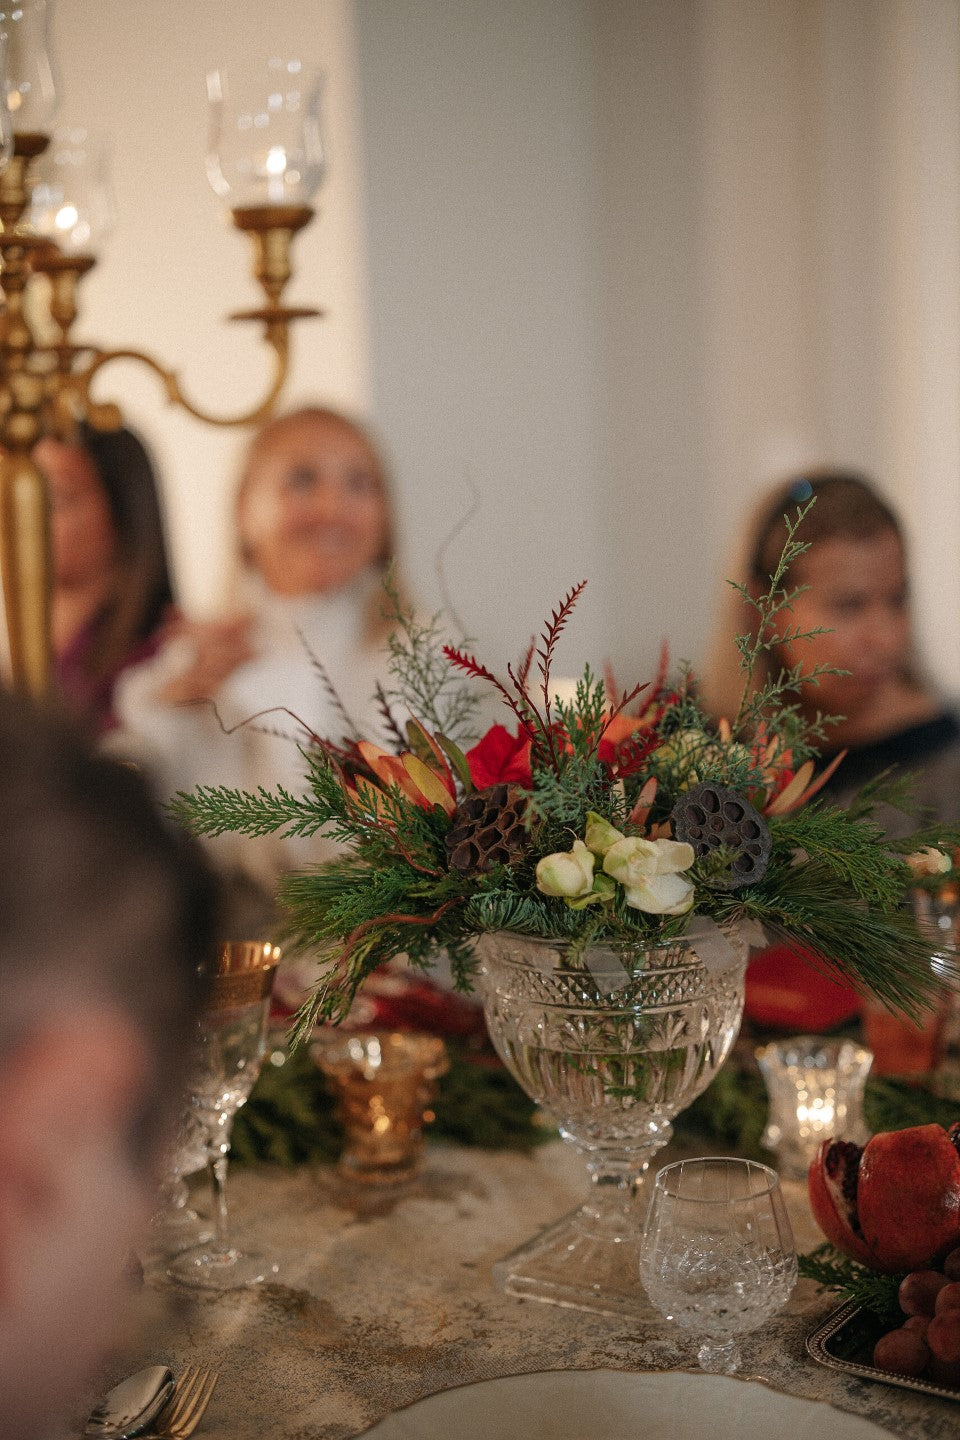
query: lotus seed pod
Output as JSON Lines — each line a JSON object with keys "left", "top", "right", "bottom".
{"left": 670, "top": 782, "right": 772, "bottom": 889}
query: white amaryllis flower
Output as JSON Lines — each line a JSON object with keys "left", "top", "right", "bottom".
{"left": 603, "top": 834, "right": 697, "bottom": 916}
{"left": 907, "top": 846, "right": 952, "bottom": 877}
{"left": 623, "top": 869, "right": 696, "bottom": 915}
{"left": 536, "top": 839, "right": 595, "bottom": 899}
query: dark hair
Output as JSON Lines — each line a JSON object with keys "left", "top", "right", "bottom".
{"left": 76, "top": 421, "right": 175, "bottom": 681}
{"left": 0, "top": 689, "right": 219, "bottom": 1161}
{"left": 748, "top": 469, "right": 903, "bottom": 586}
{"left": 700, "top": 468, "right": 911, "bottom": 721}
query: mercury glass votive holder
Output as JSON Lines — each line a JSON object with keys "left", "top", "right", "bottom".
{"left": 756, "top": 1035, "right": 872, "bottom": 1180}
{"left": 314, "top": 1031, "right": 448, "bottom": 1185}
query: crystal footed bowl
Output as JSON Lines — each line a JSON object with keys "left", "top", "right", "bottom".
{"left": 476, "top": 927, "right": 746, "bottom": 1317}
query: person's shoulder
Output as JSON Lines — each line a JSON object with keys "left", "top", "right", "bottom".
{"left": 827, "top": 708, "right": 960, "bottom": 771}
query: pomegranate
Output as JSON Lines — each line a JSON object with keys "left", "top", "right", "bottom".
{"left": 808, "top": 1123, "right": 960, "bottom": 1273}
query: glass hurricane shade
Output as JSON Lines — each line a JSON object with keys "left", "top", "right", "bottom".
{"left": 27, "top": 127, "right": 113, "bottom": 252}
{"left": 206, "top": 58, "right": 325, "bottom": 209}
{"left": 0, "top": 0, "right": 56, "bottom": 134}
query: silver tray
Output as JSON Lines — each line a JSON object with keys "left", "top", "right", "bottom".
{"left": 806, "top": 1299, "right": 960, "bottom": 1403}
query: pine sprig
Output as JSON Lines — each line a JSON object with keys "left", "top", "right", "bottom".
{"left": 864, "top": 1077, "right": 960, "bottom": 1133}
{"left": 767, "top": 804, "right": 905, "bottom": 908}
{"left": 169, "top": 782, "right": 335, "bottom": 840}
{"left": 381, "top": 579, "right": 480, "bottom": 746}
{"left": 729, "top": 498, "right": 846, "bottom": 754}
{"left": 714, "top": 863, "right": 948, "bottom": 1017}
{"left": 797, "top": 1244, "right": 905, "bottom": 1328}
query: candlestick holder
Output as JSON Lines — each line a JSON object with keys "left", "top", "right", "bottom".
{"left": 314, "top": 1031, "right": 448, "bottom": 1185}
{"left": 0, "top": 17, "right": 326, "bottom": 697}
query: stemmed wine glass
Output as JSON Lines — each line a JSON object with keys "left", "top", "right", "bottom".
{"left": 168, "top": 940, "right": 280, "bottom": 1289}
{"left": 639, "top": 1157, "right": 797, "bottom": 1374}
{"left": 146, "top": 1106, "right": 212, "bottom": 1261}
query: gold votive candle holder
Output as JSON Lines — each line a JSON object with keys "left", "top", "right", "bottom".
{"left": 314, "top": 1030, "right": 448, "bottom": 1185}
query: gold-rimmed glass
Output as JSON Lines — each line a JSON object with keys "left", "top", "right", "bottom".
{"left": 167, "top": 940, "right": 280, "bottom": 1290}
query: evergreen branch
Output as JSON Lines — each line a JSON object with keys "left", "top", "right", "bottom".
{"left": 766, "top": 805, "right": 904, "bottom": 906}
{"left": 712, "top": 869, "right": 946, "bottom": 1020}
{"left": 730, "top": 498, "right": 848, "bottom": 744}
{"left": 169, "top": 783, "right": 334, "bottom": 839}
{"left": 380, "top": 577, "right": 480, "bottom": 745}
{"left": 797, "top": 1244, "right": 904, "bottom": 1327}
{"left": 864, "top": 1077, "right": 960, "bottom": 1134}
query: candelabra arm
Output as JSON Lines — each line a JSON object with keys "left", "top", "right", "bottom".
{"left": 0, "top": 450, "right": 52, "bottom": 699}
{"left": 77, "top": 325, "right": 292, "bottom": 430}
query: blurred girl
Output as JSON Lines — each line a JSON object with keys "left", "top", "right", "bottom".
{"left": 37, "top": 422, "right": 173, "bottom": 734}
{"left": 115, "top": 404, "right": 397, "bottom": 927}
{"left": 700, "top": 470, "right": 960, "bottom": 1029}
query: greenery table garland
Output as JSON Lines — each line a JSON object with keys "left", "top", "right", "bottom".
{"left": 231, "top": 1031, "right": 958, "bottom": 1171}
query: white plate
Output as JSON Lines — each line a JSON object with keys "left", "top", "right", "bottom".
{"left": 358, "top": 1369, "right": 894, "bottom": 1439}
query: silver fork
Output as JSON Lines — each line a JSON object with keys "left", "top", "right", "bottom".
{"left": 143, "top": 1367, "right": 218, "bottom": 1439}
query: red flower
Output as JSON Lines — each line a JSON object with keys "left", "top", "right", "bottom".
{"left": 466, "top": 724, "right": 533, "bottom": 789}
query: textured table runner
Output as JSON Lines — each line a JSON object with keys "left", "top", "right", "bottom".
{"left": 69, "top": 1140, "right": 958, "bottom": 1439}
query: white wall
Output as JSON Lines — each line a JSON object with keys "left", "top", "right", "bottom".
{"left": 693, "top": 0, "right": 960, "bottom": 690}
{"left": 354, "top": 0, "right": 606, "bottom": 672}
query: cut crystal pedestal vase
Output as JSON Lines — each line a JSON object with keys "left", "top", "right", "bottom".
{"left": 476, "top": 926, "right": 747, "bottom": 1318}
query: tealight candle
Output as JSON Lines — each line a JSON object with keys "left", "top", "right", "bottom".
{"left": 756, "top": 1035, "right": 872, "bottom": 1180}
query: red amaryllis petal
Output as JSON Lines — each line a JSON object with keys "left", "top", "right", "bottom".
{"left": 465, "top": 724, "right": 533, "bottom": 789}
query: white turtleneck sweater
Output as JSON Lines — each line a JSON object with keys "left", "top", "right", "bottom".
{"left": 113, "top": 569, "right": 389, "bottom": 900}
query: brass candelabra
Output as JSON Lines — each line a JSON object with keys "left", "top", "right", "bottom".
{"left": 0, "top": 124, "right": 318, "bottom": 697}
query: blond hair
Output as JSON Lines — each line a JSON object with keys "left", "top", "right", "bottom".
{"left": 232, "top": 404, "right": 404, "bottom": 646}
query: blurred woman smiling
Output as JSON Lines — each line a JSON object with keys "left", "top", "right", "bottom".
{"left": 115, "top": 405, "right": 398, "bottom": 927}
{"left": 702, "top": 469, "right": 960, "bottom": 814}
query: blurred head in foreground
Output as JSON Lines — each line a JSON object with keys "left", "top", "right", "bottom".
{"left": 0, "top": 690, "right": 218, "bottom": 1440}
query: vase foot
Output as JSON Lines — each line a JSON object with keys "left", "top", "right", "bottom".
{"left": 492, "top": 1205, "right": 658, "bottom": 1319}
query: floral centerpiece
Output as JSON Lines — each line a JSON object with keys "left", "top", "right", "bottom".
{"left": 173, "top": 504, "right": 956, "bottom": 1045}
{"left": 173, "top": 502, "right": 959, "bottom": 1317}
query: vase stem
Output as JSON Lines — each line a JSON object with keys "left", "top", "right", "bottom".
{"left": 580, "top": 1133, "right": 670, "bottom": 1232}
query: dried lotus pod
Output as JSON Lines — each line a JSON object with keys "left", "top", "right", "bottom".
{"left": 445, "top": 782, "right": 529, "bottom": 875}
{"left": 670, "top": 781, "right": 771, "bottom": 889}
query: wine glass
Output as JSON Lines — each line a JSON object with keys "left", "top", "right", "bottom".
{"left": 639, "top": 1156, "right": 797, "bottom": 1374}
{"left": 167, "top": 940, "right": 280, "bottom": 1289}
{"left": 145, "top": 1106, "right": 213, "bottom": 1261}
